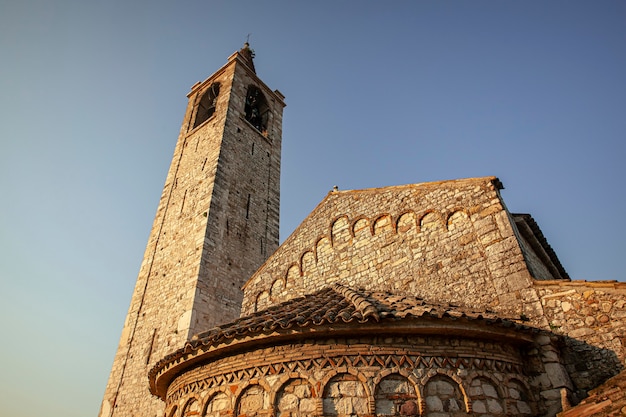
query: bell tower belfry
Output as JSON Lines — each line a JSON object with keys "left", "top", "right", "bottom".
{"left": 100, "top": 44, "right": 285, "bottom": 417}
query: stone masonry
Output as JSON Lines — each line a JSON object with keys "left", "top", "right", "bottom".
{"left": 149, "top": 285, "right": 585, "bottom": 416}
{"left": 239, "top": 176, "right": 625, "bottom": 407}
{"left": 530, "top": 280, "right": 626, "bottom": 398}
{"left": 103, "top": 44, "right": 625, "bottom": 417}
{"left": 242, "top": 177, "right": 545, "bottom": 317}
{"left": 99, "top": 44, "right": 285, "bottom": 417}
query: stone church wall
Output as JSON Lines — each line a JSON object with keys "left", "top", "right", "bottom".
{"left": 528, "top": 280, "right": 626, "bottom": 396}
{"left": 243, "top": 177, "right": 535, "bottom": 317}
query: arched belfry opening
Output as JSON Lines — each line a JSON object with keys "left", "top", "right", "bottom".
{"left": 244, "top": 85, "right": 269, "bottom": 134}
{"left": 193, "top": 82, "right": 221, "bottom": 128}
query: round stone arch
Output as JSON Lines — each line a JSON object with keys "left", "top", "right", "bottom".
{"left": 271, "top": 372, "right": 318, "bottom": 417}
{"left": 285, "top": 263, "right": 301, "bottom": 283}
{"left": 270, "top": 277, "right": 286, "bottom": 299}
{"left": 269, "top": 371, "right": 318, "bottom": 403}
{"left": 330, "top": 215, "right": 352, "bottom": 248}
{"left": 315, "top": 236, "right": 333, "bottom": 268}
{"left": 318, "top": 367, "right": 370, "bottom": 393}
{"left": 502, "top": 377, "right": 536, "bottom": 416}
{"left": 373, "top": 369, "right": 422, "bottom": 417}
{"left": 180, "top": 395, "right": 202, "bottom": 417}
{"left": 202, "top": 387, "right": 233, "bottom": 417}
{"left": 502, "top": 376, "right": 534, "bottom": 398}
{"left": 418, "top": 210, "right": 445, "bottom": 231}
{"left": 465, "top": 370, "right": 506, "bottom": 397}
{"left": 422, "top": 370, "right": 470, "bottom": 414}
{"left": 234, "top": 380, "right": 272, "bottom": 417}
{"left": 395, "top": 210, "right": 418, "bottom": 234}
{"left": 255, "top": 290, "right": 270, "bottom": 313}
{"left": 445, "top": 208, "right": 471, "bottom": 231}
{"left": 372, "top": 367, "right": 417, "bottom": 386}
{"left": 372, "top": 213, "right": 395, "bottom": 235}
{"left": 232, "top": 378, "right": 273, "bottom": 399}
{"left": 466, "top": 372, "right": 506, "bottom": 415}
{"left": 300, "top": 250, "right": 317, "bottom": 273}
{"left": 351, "top": 216, "right": 371, "bottom": 238}
{"left": 319, "top": 367, "right": 372, "bottom": 416}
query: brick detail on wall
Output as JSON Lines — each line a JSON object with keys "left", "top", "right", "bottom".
{"left": 162, "top": 336, "right": 554, "bottom": 417}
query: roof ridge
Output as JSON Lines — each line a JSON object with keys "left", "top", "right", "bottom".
{"left": 331, "top": 283, "right": 380, "bottom": 321}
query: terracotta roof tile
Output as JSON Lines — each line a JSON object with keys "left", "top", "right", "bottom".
{"left": 148, "top": 284, "right": 537, "bottom": 397}
{"left": 154, "top": 285, "right": 523, "bottom": 376}
{"left": 189, "top": 283, "right": 512, "bottom": 350}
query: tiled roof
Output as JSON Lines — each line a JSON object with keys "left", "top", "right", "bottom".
{"left": 149, "top": 284, "right": 532, "bottom": 396}
{"left": 187, "top": 283, "right": 527, "bottom": 348}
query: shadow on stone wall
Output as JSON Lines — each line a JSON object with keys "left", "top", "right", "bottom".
{"left": 558, "top": 333, "right": 623, "bottom": 405}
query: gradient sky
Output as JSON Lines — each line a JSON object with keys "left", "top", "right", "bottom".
{"left": 1, "top": 1, "right": 624, "bottom": 416}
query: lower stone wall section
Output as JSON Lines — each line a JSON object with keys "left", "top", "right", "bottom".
{"left": 529, "top": 280, "right": 626, "bottom": 398}
{"left": 164, "top": 336, "right": 554, "bottom": 417}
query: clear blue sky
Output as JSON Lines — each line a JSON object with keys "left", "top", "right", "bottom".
{"left": 1, "top": 1, "right": 624, "bottom": 416}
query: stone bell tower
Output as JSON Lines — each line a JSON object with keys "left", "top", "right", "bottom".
{"left": 99, "top": 44, "right": 285, "bottom": 417}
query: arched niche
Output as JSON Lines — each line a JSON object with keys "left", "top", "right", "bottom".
{"left": 270, "top": 278, "right": 285, "bottom": 298}
{"left": 203, "top": 391, "right": 231, "bottom": 417}
{"left": 423, "top": 375, "right": 467, "bottom": 416}
{"left": 396, "top": 211, "right": 417, "bottom": 234}
{"left": 352, "top": 218, "right": 370, "bottom": 239}
{"left": 374, "top": 373, "right": 419, "bottom": 416}
{"left": 331, "top": 216, "right": 351, "bottom": 249}
{"left": 373, "top": 214, "right": 393, "bottom": 236}
{"left": 316, "top": 236, "right": 332, "bottom": 266}
{"left": 255, "top": 290, "right": 270, "bottom": 313}
{"left": 301, "top": 250, "right": 316, "bottom": 273}
{"left": 506, "top": 379, "right": 534, "bottom": 416}
{"left": 468, "top": 376, "right": 504, "bottom": 415}
{"left": 236, "top": 384, "right": 269, "bottom": 417}
{"left": 322, "top": 373, "right": 368, "bottom": 417}
{"left": 286, "top": 264, "right": 300, "bottom": 288}
{"left": 420, "top": 211, "right": 444, "bottom": 232}
{"left": 275, "top": 378, "right": 316, "bottom": 417}
{"left": 447, "top": 210, "right": 471, "bottom": 233}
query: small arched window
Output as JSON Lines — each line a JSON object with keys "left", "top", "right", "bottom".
{"left": 244, "top": 85, "right": 269, "bottom": 133}
{"left": 193, "top": 82, "right": 220, "bottom": 128}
